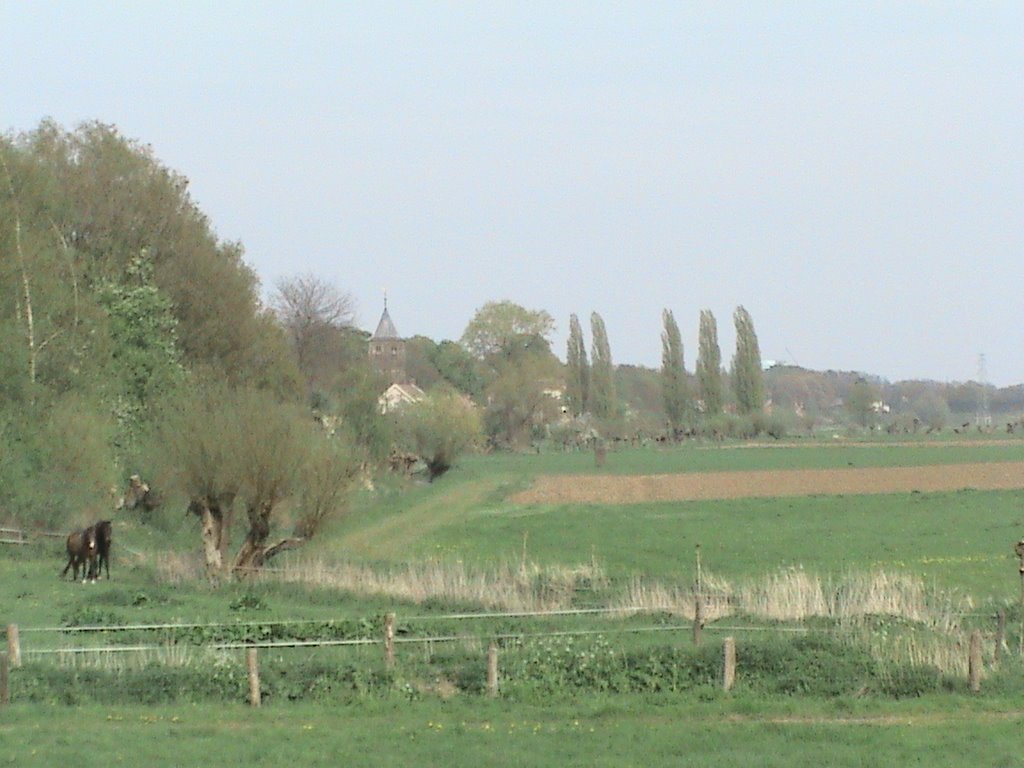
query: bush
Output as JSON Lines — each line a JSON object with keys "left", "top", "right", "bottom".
{"left": 737, "top": 635, "right": 877, "bottom": 696}
{"left": 395, "top": 389, "right": 482, "bottom": 481}
{"left": 877, "top": 663, "right": 944, "bottom": 698}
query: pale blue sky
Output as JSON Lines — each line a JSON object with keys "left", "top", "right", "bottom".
{"left": 3, "top": 3, "right": 1022, "bottom": 384}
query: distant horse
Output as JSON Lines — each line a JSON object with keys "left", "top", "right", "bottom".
{"left": 61, "top": 526, "right": 98, "bottom": 582}
{"left": 117, "top": 474, "right": 161, "bottom": 515}
{"left": 88, "top": 520, "right": 113, "bottom": 580}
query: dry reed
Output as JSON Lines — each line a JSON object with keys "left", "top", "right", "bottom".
{"left": 614, "top": 567, "right": 970, "bottom": 630}
{"left": 252, "top": 556, "right": 608, "bottom": 613}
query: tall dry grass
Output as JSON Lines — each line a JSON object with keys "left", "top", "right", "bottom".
{"left": 153, "top": 553, "right": 981, "bottom": 674}
{"left": 614, "top": 567, "right": 977, "bottom": 674}
{"left": 252, "top": 556, "right": 608, "bottom": 613}
{"left": 615, "top": 567, "right": 971, "bottom": 627}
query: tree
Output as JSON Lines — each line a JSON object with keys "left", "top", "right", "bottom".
{"left": 271, "top": 273, "right": 356, "bottom": 392}
{"left": 157, "top": 383, "right": 347, "bottom": 580}
{"left": 565, "top": 313, "right": 589, "bottom": 417}
{"left": 912, "top": 390, "right": 951, "bottom": 432}
{"left": 845, "top": 377, "right": 880, "bottom": 428}
{"left": 229, "top": 388, "right": 311, "bottom": 575}
{"left": 460, "top": 300, "right": 555, "bottom": 360}
{"left": 1, "top": 120, "right": 302, "bottom": 400}
{"left": 292, "top": 431, "right": 363, "bottom": 539}
{"left": 431, "top": 340, "right": 485, "bottom": 400}
{"left": 460, "top": 301, "right": 559, "bottom": 446}
{"left": 403, "top": 335, "right": 443, "bottom": 391}
{"left": 589, "top": 312, "right": 617, "bottom": 420}
{"left": 731, "top": 306, "right": 764, "bottom": 415}
{"left": 156, "top": 381, "right": 241, "bottom": 580}
{"left": 696, "top": 309, "right": 723, "bottom": 417}
{"left": 397, "top": 388, "right": 482, "bottom": 481}
{"left": 98, "top": 252, "right": 185, "bottom": 446}
{"left": 660, "top": 309, "right": 688, "bottom": 437}
{"left": 483, "top": 351, "right": 562, "bottom": 447}
{"left": 0, "top": 119, "right": 315, "bottom": 531}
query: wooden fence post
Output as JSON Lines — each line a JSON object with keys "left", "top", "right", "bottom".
{"left": 692, "top": 594, "right": 703, "bottom": 646}
{"left": 968, "top": 630, "right": 982, "bottom": 693}
{"left": 0, "top": 652, "right": 8, "bottom": 706}
{"left": 487, "top": 642, "right": 499, "bottom": 698}
{"left": 6, "top": 625, "right": 20, "bottom": 668}
{"left": 247, "top": 647, "right": 261, "bottom": 707}
{"left": 384, "top": 613, "right": 396, "bottom": 669}
{"left": 995, "top": 611, "right": 1006, "bottom": 664}
{"left": 722, "top": 637, "right": 736, "bottom": 692}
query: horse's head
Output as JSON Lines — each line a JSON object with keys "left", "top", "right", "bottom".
{"left": 83, "top": 525, "right": 98, "bottom": 556}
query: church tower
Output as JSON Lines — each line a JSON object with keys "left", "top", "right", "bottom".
{"left": 369, "top": 299, "right": 407, "bottom": 385}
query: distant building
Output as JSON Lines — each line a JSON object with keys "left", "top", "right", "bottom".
{"left": 380, "top": 381, "right": 427, "bottom": 414}
{"left": 369, "top": 300, "right": 425, "bottom": 413}
{"left": 369, "top": 301, "right": 407, "bottom": 386}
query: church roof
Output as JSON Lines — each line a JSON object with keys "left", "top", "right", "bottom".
{"left": 372, "top": 307, "right": 400, "bottom": 340}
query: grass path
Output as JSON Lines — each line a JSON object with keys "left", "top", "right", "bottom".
{"left": 336, "top": 478, "right": 502, "bottom": 560}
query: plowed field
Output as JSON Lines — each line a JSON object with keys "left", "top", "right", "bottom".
{"left": 509, "top": 461, "right": 1024, "bottom": 505}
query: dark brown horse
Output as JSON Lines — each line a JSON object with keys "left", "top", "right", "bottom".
{"left": 61, "top": 526, "right": 98, "bottom": 582}
{"left": 88, "top": 520, "right": 113, "bottom": 580}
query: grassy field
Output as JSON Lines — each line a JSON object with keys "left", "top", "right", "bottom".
{"left": 4, "top": 438, "right": 1024, "bottom": 765}
{"left": 454, "top": 439, "right": 1024, "bottom": 477}
{"left": 320, "top": 441, "right": 1024, "bottom": 604}
{"left": 3, "top": 697, "right": 1024, "bottom": 767}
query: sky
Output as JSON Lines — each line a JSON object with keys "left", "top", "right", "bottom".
{"left": 3, "top": 3, "right": 1022, "bottom": 385}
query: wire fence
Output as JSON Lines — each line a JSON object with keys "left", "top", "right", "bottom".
{"left": 6, "top": 602, "right": 1016, "bottom": 659}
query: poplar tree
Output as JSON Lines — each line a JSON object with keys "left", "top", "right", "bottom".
{"left": 589, "top": 312, "right": 616, "bottom": 419}
{"left": 731, "top": 305, "right": 764, "bottom": 415}
{"left": 660, "top": 309, "right": 688, "bottom": 436}
{"left": 565, "top": 313, "right": 589, "bottom": 417}
{"left": 696, "top": 309, "right": 723, "bottom": 416}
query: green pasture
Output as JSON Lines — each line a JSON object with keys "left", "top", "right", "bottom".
{"left": 322, "top": 441, "right": 1024, "bottom": 605}
{"left": 454, "top": 438, "right": 1024, "bottom": 477}
{"left": 376, "top": 489, "right": 1024, "bottom": 600}
{"left": 3, "top": 697, "right": 1024, "bottom": 767}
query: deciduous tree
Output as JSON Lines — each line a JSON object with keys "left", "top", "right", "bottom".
{"left": 271, "top": 273, "right": 356, "bottom": 392}
{"left": 397, "top": 388, "right": 482, "bottom": 481}
{"left": 731, "top": 306, "right": 764, "bottom": 415}
{"left": 696, "top": 309, "right": 723, "bottom": 417}
{"left": 589, "top": 312, "right": 617, "bottom": 420}
{"left": 565, "top": 313, "right": 589, "bottom": 417}
{"left": 660, "top": 309, "right": 689, "bottom": 436}
{"left": 460, "top": 300, "right": 555, "bottom": 361}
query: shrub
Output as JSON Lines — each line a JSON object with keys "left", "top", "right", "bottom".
{"left": 737, "top": 634, "right": 877, "bottom": 696}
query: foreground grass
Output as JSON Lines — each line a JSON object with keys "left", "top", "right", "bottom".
{"left": 3, "top": 697, "right": 1024, "bottom": 767}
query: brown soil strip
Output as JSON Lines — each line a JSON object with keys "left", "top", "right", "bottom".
{"left": 509, "top": 461, "right": 1024, "bottom": 505}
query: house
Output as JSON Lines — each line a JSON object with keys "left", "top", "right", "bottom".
{"left": 380, "top": 381, "right": 427, "bottom": 414}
